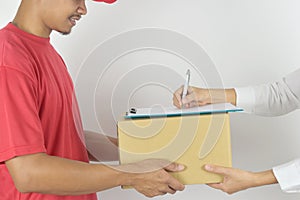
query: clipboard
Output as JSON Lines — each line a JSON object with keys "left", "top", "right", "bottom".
{"left": 125, "top": 103, "right": 243, "bottom": 119}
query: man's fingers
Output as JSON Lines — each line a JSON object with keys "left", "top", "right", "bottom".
{"left": 164, "top": 162, "right": 185, "bottom": 172}
{"left": 167, "top": 178, "right": 185, "bottom": 192}
{"left": 163, "top": 163, "right": 185, "bottom": 192}
{"left": 159, "top": 185, "right": 177, "bottom": 195}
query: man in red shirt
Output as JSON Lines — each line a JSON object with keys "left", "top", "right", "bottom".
{"left": 0, "top": 0, "right": 185, "bottom": 199}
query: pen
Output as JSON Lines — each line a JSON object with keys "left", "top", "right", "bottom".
{"left": 182, "top": 69, "right": 190, "bottom": 102}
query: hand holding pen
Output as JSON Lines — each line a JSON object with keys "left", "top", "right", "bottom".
{"left": 173, "top": 70, "right": 237, "bottom": 108}
{"left": 173, "top": 70, "right": 212, "bottom": 109}
{"left": 174, "top": 69, "right": 193, "bottom": 108}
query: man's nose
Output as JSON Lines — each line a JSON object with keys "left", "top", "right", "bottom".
{"left": 78, "top": 0, "right": 87, "bottom": 15}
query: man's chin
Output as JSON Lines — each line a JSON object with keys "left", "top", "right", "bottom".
{"left": 60, "top": 31, "right": 71, "bottom": 36}
{"left": 56, "top": 27, "right": 72, "bottom": 35}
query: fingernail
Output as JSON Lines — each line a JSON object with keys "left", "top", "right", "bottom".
{"left": 204, "top": 164, "right": 212, "bottom": 171}
{"left": 177, "top": 164, "right": 185, "bottom": 171}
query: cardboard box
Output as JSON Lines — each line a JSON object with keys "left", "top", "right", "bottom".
{"left": 118, "top": 113, "right": 232, "bottom": 184}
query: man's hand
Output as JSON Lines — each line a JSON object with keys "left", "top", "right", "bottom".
{"left": 204, "top": 164, "right": 277, "bottom": 194}
{"left": 116, "top": 159, "right": 185, "bottom": 197}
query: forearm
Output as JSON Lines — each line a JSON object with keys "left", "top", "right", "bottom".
{"left": 205, "top": 88, "right": 236, "bottom": 105}
{"left": 6, "top": 154, "right": 185, "bottom": 197}
{"left": 252, "top": 170, "right": 278, "bottom": 188}
{"left": 6, "top": 153, "right": 125, "bottom": 195}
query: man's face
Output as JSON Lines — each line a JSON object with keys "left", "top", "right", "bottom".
{"left": 40, "top": 0, "right": 87, "bottom": 35}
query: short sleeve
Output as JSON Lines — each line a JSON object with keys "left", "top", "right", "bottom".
{"left": 0, "top": 67, "right": 46, "bottom": 162}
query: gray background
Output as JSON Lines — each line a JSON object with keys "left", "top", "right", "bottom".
{"left": 2, "top": 0, "right": 300, "bottom": 199}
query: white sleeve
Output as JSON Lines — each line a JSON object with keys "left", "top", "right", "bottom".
{"left": 235, "top": 86, "right": 256, "bottom": 113}
{"left": 235, "top": 69, "right": 300, "bottom": 116}
{"left": 234, "top": 69, "right": 300, "bottom": 193}
{"left": 273, "top": 159, "right": 300, "bottom": 193}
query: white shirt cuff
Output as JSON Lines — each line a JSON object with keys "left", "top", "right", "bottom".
{"left": 234, "top": 87, "right": 255, "bottom": 113}
{"left": 273, "top": 159, "right": 300, "bottom": 193}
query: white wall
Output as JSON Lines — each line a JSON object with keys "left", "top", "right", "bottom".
{"left": 2, "top": 0, "right": 300, "bottom": 199}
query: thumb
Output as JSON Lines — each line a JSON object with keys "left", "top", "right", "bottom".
{"left": 164, "top": 163, "right": 185, "bottom": 172}
{"left": 204, "top": 164, "right": 228, "bottom": 176}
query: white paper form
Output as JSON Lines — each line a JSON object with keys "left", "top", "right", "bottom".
{"left": 125, "top": 103, "right": 243, "bottom": 119}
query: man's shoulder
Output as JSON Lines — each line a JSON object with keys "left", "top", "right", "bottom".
{"left": 1, "top": 23, "right": 38, "bottom": 58}
{"left": 0, "top": 24, "right": 21, "bottom": 44}
{"left": 0, "top": 25, "right": 30, "bottom": 58}
{"left": 0, "top": 28, "right": 38, "bottom": 80}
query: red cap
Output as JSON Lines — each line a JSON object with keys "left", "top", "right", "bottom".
{"left": 92, "top": 0, "right": 117, "bottom": 3}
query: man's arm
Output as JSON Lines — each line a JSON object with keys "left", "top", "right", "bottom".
{"left": 5, "top": 153, "right": 185, "bottom": 197}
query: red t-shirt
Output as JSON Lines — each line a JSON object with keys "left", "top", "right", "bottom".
{"left": 0, "top": 23, "right": 97, "bottom": 200}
